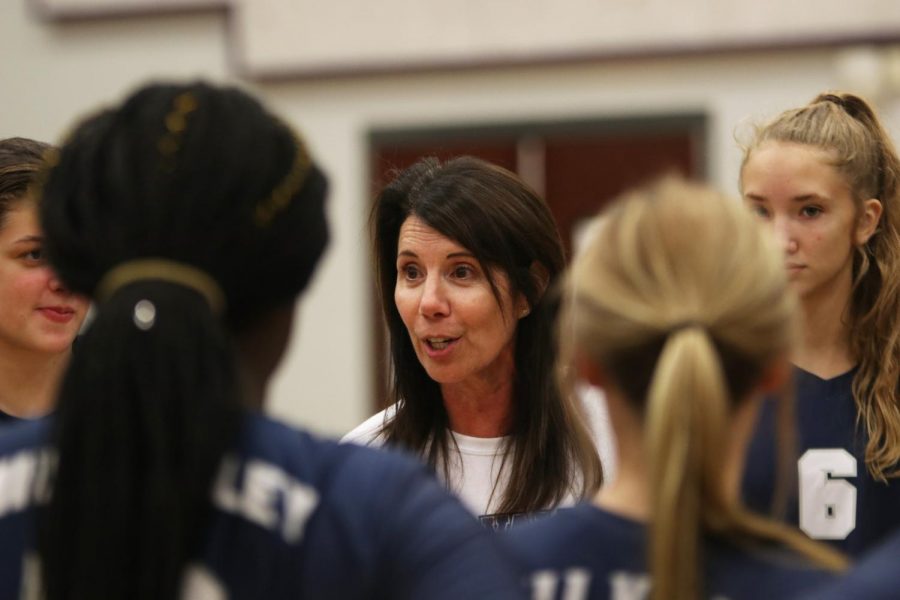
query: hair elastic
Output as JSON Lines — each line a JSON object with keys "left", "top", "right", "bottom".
{"left": 668, "top": 320, "right": 704, "bottom": 335}
{"left": 95, "top": 259, "right": 226, "bottom": 315}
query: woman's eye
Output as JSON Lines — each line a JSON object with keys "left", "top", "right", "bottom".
{"left": 800, "top": 206, "right": 822, "bottom": 218}
{"left": 400, "top": 264, "right": 420, "bottom": 280}
{"left": 22, "top": 248, "right": 43, "bottom": 262}
{"left": 452, "top": 265, "right": 473, "bottom": 279}
{"left": 750, "top": 204, "right": 770, "bottom": 219}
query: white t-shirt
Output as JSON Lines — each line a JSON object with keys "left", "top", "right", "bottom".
{"left": 341, "top": 386, "right": 616, "bottom": 518}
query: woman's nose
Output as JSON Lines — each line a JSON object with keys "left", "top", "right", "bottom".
{"left": 48, "top": 272, "right": 70, "bottom": 294}
{"left": 418, "top": 276, "right": 449, "bottom": 318}
{"left": 773, "top": 217, "right": 798, "bottom": 254}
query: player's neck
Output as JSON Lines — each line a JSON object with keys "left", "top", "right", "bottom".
{"left": 0, "top": 347, "right": 70, "bottom": 418}
{"left": 238, "top": 364, "right": 266, "bottom": 411}
{"left": 594, "top": 386, "right": 650, "bottom": 520}
{"left": 796, "top": 288, "right": 854, "bottom": 379}
{"left": 593, "top": 462, "right": 649, "bottom": 521}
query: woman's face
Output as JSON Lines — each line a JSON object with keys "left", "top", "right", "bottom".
{"left": 741, "top": 141, "right": 881, "bottom": 305}
{"left": 394, "top": 216, "right": 527, "bottom": 391}
{"left": 0, "top": 199, "right": 88, "bottom": 355}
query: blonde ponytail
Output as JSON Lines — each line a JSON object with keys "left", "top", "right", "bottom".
{"left": 567, "top": 176, "right": 847, "bottom": 600}
{"left": 646, "top": 327, "right": 730, "bottom": 600}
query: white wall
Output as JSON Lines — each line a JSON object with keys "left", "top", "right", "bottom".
{"left": 234, "top": 0, "right": 900, "bottom": 76}
{"left": 2, "top": 2, "right": 898, "bottom": 436}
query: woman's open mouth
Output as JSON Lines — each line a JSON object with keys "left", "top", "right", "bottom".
{"left": 423, "top": 336, "right": 460, "bottom": 356}
{"left": 427, "top": 337, "right": 455, "bottom": 350}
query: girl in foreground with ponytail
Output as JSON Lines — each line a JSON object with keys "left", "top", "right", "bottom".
{"left": 0, "top": 81, "right": 523, "bottom": 600}
{"left": 506, "top": 177, "right": 845, "bottom": 600}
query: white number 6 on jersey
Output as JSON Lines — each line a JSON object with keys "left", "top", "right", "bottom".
{"left": 798, "top": 448, "right": 857, "bottom": 539}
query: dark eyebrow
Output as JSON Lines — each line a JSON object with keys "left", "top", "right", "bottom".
{"left": 744, "top": 193, "right": 824, "bottom": 203}
{"left": 13, "top": 235, "right": 42, "bottom": 244}
{"left": 396, "top": 250, "right": 476, "bottom": 259}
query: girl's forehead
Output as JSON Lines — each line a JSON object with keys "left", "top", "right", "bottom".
{"left": 743, "top": 142, "right": 844, "bottom": 183}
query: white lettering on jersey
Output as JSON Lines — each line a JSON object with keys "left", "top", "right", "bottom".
{"left": 212, "top": 455, "right": 319, "bottom": 543}
{"left": 180, "top": 564, "right": 227, "bottom": 600}
{"left": 21, "top": 557, "right": 229, "bottom": 600}
{"left": 0, "top": 449, "right": 55, "bottom": 518}
{"left": 19, "top": 554, "right": 43, "bottom": 600}
{"left": 531, "top": 569, "right": 559, "bottom": 600}
{"left": 560, "top": 569, "right": 591, "bottom": 600}
{"left": 529, "top": 568, "right": 591, "bottom": 600}
{"left": 798, "top": 449, "right": 857, "bottom": 539}
{"left": 0, "top": 451, "right": 34, "bottom": 517}
{"left": 31, "top": 451, "right": 56, "bottom": 506}
{"left": 609, "top": 571, "right": 651, "bottom": 600}
{"left": 242, "top": 461, "right": 283, "bottom": 531}
{"left": 282, "top": 479, "right": 319, "bottom": 543}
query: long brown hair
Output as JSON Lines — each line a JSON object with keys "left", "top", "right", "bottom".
{"left": 566, "top": 177, "right": 846, "bottom": 600}
{"left": 372, "top": 156, "right": 602, "bottom": 514}
{"left": 740, "top": 92, "right": 900, "bottom": 480}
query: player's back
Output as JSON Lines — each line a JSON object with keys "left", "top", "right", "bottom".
{"left": 503, "top": 503, "right": 835, "bottom": 600}
{"left": 0, "top": 413, "right": 524, "bottom": 599}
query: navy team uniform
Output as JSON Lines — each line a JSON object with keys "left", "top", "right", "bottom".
{"left": 0, "top": 414, "right": 525, "bottom": 599}
{"left": 795, "top": 530, "right": 900, "bottom": 600}
{"left": 503, "top": 504, "right": 834, "bottom": 600}
{"left": 742, "top": 367, "right": 900, "bottom": 556}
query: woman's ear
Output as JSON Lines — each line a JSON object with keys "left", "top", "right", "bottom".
{"left": 855, "top": 198, "right": 883, "bottom": 246}
{"left": 516, "top": 261, "right": 550, "bottom": 319}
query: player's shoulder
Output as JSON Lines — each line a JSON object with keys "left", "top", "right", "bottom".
{"left": 0, "top": 418, "right": 51, "bottom": 457}
{"left": 507, "top": 503, "right": 600, "bottom": 543}
{"left": 0, "top": 419, "right": 55, "bottom": 533}
{"left": 706, "top": 535, "right": 836, "bottom": 598}
{"left": 500, "top": 505, "right": 645, "bottom": 600}
{"left": 340, "top": 405, "right": 397, "bottom": 446}
{"left": 504, "top": 503, "right": 642, "bottom": 569}
{"left": 241, "top": 411, "right": 429, "bottom": 497}
{"left": 794, "top": 531, "right": 900, "bottom": 600}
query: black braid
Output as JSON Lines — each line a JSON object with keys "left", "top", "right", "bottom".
{"left": 37, "top": 81, "right": 329, "bottom": 600}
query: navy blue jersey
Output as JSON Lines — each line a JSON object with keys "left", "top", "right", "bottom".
{"left": 795, "top": 529, "right": 900, "bottom": 600}
{"left": 503, "top": 503, "right": 834, "bottom": 600}
{"left": 0, "top": 414, "right": 525, "bottom": 599}
{"left": 742, "top": 367, "right": 900, "bottom": 556}
{"left": 0, "top": 410, "right": 18, "bottom": 425}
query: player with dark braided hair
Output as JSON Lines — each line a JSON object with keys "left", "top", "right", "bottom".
{"left": 0, "top": 82, "right": 523, "bottom": 600}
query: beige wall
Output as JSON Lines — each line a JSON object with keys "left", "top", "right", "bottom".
{"left": 2, "top": 2, "right": 898, "bottom": 436}
{"left": 234, "top": 0, "right": 900, "bottom": 76}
